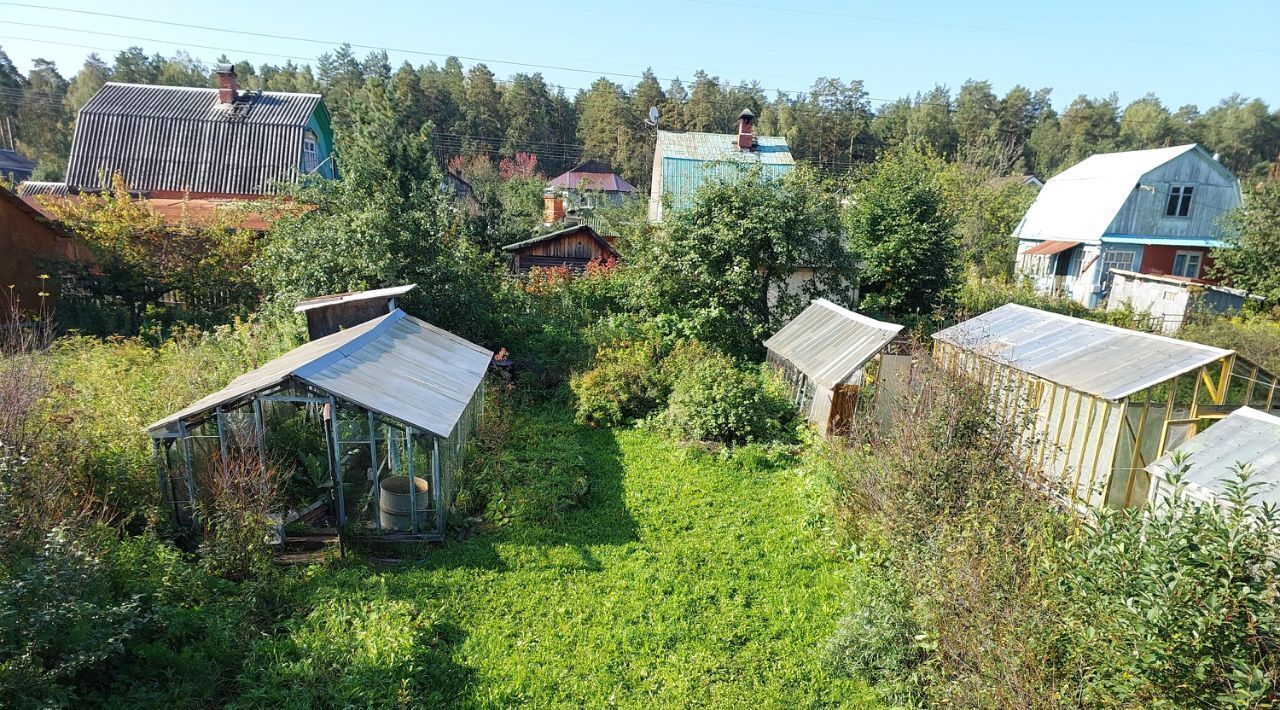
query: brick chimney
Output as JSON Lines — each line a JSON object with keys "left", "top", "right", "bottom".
{"left": 216, "top": 63, "right": 237, "bottom": 105}
{"left": 737, "top": 108, "right": 756, "bottom": 150}
{"left": 543, "top": 191, "right": 565, "bottom": 225}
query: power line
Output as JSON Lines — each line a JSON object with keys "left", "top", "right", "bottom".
{"left": 688, "top": 0, "right": 1279, "bottom": 57}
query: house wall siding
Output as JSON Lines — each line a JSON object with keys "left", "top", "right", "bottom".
{"left": 1107, "top": 152, "right": 1240, "bottom": 239}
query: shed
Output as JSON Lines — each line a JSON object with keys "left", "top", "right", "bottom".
{"left": 148, "top": 308, "right": 492, "bottom": 541}
{"left": 933, "top": 303, "right": 1274, "bottom": 510}
{"left": 764, "top": 299, "right": 902, "bottom": 436}
{"left": 293, "top": 284, "right": 416, "bottom": 340}
{"left": 1107, "top": 269, "right": 1253, "bottom": 334}
{"left": 502, "top": 224, "right": 618, "bottom": 274}
{"left": 1144, "top": 407, "right": 1280, "bottom": 515}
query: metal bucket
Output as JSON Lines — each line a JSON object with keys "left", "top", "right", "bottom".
{"left": 378, "top": 475, "right": 431, "bottom": 531}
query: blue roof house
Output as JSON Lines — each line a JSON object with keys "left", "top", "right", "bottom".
{"left": 647, "top": 109, "right": 795, "bottom": 222}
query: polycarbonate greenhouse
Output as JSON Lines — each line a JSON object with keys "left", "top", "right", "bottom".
{"left": 764, "top": 299, "right": 903, "bottom": 436}
{"left": 933, "top": 304, "right": 1277, "bottom": 511}
{"left": 148, "top": 309, "right": 491, "bottom": 541}
{"left": 1144, "top": 406, "right": 1280, "bottom": 513}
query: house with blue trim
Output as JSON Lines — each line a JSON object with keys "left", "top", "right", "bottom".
{"left": 1014, "top": 144, "right": 1240, "bottom": 308}
{"left": 647, "top": 109, "right": 794, "bottom": 222}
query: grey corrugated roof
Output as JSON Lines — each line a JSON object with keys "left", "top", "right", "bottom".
{"left": 1147, "top": 407, "right": 1280, "bottom": 509}
{"left": 147, "top": 310, "right": 492, "bottom": 439}
{"left": 655, "top": 130, "right": 794, "bottom": 165}
{"left": 764, "top": 299, "right": 903, "bottom": 389}
{"left": 16, "top": 181, "right": 69, "bottom": 197}
{"left": 932, "top": 303, "right": 1232, "bottom": 400}
{"left": 66, "top": 82, "right": 323, "bottom": 195}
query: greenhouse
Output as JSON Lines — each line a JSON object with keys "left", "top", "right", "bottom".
{"left": 1144, "top": 406, "right": 1280, "bottom": 513}
{"left": 764, "top": 299, "right": 903, "bottom": 437}
{"left": 147, "top": 309, "right": 492, "bottom": 541}
{"left": 933, "top": 304, "right": 1275, "bottom": 511}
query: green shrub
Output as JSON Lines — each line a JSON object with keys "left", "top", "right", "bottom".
{"left": 1042, "top": 460, "right": 1280, "bottom": 708}
{"left": 826, "top": 579, "right": 922, "bottom": 689}
{"left": 663, "top": 342, "right": 794, "bottom": 445}
{"left": 570, "top": 337, "right": 669, "bottom": 427}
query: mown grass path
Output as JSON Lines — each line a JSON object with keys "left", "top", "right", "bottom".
{"left": 256, "top": 426, "right": 873, "bottom": 708}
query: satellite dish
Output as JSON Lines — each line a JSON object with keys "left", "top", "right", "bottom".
{"left": 647, "top": 105, "right": 659, "bottom": 127}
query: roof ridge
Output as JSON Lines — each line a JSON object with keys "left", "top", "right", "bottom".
{"left": 812, "top": 298, "right": 904, "bottom": 333}
{"left": 292, "top": 310, "right": 406, "bottom": 380}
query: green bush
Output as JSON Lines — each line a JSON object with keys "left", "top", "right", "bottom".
{"left": 570, "top": 337, "right": 669, "bottom": 427}
{"left": 825, "top": 578, "right": 922, "bottom": 691}
{"left": 1042, "top": 459, "right": 1280, "bottom": 708}
{"left": 663, "top": 342, "right": 794, "bottom": 445}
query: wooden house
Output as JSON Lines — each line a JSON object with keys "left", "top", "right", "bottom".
{"left": 648, "top": 109, "right": 794, "bottom": 223}
{"left": 1014, "top": 144, "right": 1240, "bottom": 307}
{"left": 502, "top": 224, "right": 619, "bottom": 274}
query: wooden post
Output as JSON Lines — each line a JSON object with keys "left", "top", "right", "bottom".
{"left": 1123, "top": 389, "right": 1153, "bottom": 506}
{"left": 1070, "top": 396, "right": 1096, "bottom": 499}
{"left": 252, "top": 398, "right": 267, "bottom": 469}
{"left": 1036, "top": 383, "right": 1059, "bottom": 476}
{"left": 1099, "top": 401, "right": 1129, "bottom": 507}
{"left": 1059, "top": 391, "right": 1083, "bottom": 498}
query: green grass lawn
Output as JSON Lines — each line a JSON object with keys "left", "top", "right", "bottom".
{"left": 231, "top": 418, "right": 874, "bottom": 708}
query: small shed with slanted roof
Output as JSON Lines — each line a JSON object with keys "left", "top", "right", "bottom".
{"left": 1143, "top": 407, "right": 1280, "bottom": 515}
{"left": 764, "top": 299, "right": 903, "bottom": 437}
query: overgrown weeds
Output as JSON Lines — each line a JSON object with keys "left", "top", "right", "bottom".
{"left": 822, "top": 353, "right": 1280, "bottom": 707}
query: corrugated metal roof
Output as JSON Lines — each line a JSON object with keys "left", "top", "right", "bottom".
{"left": 1014, "top": 144, "right": 1198, "bottom": 244}
{"left": 66, "top": 82, "right": 323, "bottom": 195}
{"left": 147, "top": 310, "right": 492, "bottom": 439}
{"left": 764, "top": 299, "right": 903, "bottom": 389}
{"left": 932, "top": 303, "right": 1231, "bottom": 400}
{"left": 1147, "top": 407, "right": 1280, "bottom": 509}
{"left": 655, "top": 130, "right": 794, "bottom": 164}
{"left": 16, "top": 181, "right": 68, "bottom": 197}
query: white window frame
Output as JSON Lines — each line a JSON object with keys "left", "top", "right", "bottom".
{"left": 1068, "top": 248, "right": 1084, "bottom": 277}
{"left": 1172, "top": 250, "right": 1203, "bottom": 279}
{"left": 1165, "top": 185, "right": 1194, "bottom": 218}
{"left": 302, "top": 132, "right": 320, "bottom": 173}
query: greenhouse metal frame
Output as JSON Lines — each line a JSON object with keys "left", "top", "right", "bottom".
{"left": 147, "top": 309, "right": 491, "bottom": 541}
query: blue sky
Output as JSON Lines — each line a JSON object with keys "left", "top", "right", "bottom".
{"left": 1, "top": 0, "right": 1276, "bottom": 111}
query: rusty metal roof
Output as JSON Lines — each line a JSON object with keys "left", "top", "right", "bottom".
{"left": 764, "top": 299, "right": 903, "bottom": 389}
{"left": 147, "top": 310, "right": 492, "bottom": 439}
{"left": 933, "top": 303, "right": 1231, "bottom": 400}
{"left": 66, "top": 82, "right": 323, "bottom": 196}
{"left": 547, "top": 160, "right": 637, "bottom": 193}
